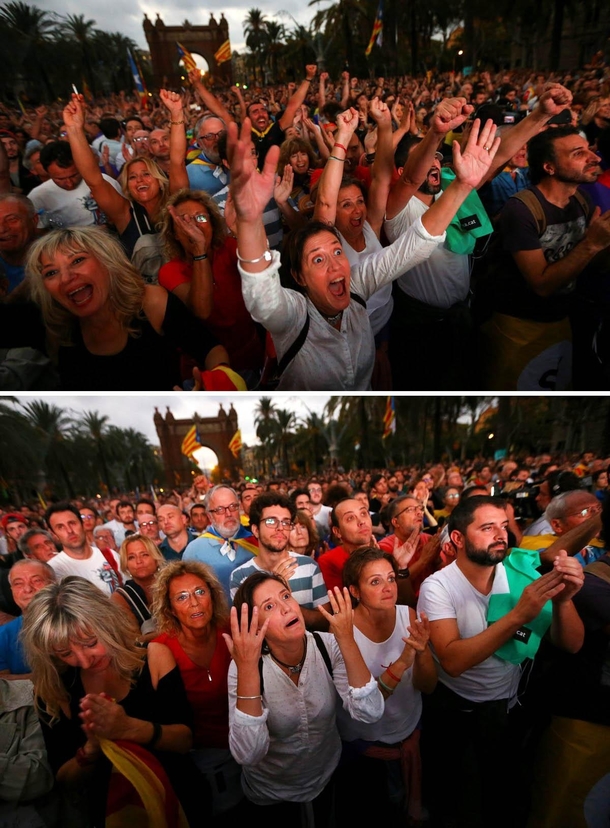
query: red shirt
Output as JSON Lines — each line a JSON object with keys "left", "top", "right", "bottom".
{"left": 153, "top": 627, "right": 231, "bottom": 749}
{"left": 318, "top": 545, "right": 350, "bottom": 593}
{"left": 158, "top": 237, "right": 264, "bottom": 371}
{"left": 378, "top": 532, "right": 434, "bottom": 595}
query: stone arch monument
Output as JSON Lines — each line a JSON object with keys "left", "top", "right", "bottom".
{"left": 143, "top": 13, "right": 232, "bottom": 89}
{"left": 154, "top": 403, "right": 239, "bottom": 487}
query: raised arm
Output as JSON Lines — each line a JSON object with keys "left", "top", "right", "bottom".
{"left": 313, "top": 107, "right": 359, "bottom": 226}
{"left": 159, "top": 89, "right": 189, "bottom": 193}
{"left": 340, "top": 71, "right": 350, "bottom": 110}
{"left": 367, "top": 97, "right": 394, "bottom": 235}
{"left": 318, "top": 71, "right": 329, "bottom": 112}
{"left": 318, "top": 587, "right": 374, "bottom": 689}
{"left": 279, "top": 65, "right": 317, "bottom": 131}
{"left": 188, "top": 69, "right": 235, "bottom": 125}
{"left": 63, "top": 94, "right": 130, "bottom": 231}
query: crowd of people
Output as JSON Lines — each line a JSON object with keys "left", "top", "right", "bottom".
{"left": 0, "top": 450, "right": 609, "bottom": 827}
{"left": 0, "top": 62, "right": 609, "bottom": 390}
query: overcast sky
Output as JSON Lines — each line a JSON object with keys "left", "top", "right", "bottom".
{"left": 37, "top": 0, "right": 315, "bottom": 55}
{"left": 10, "top": 393, "right": 331, "bottom": 448}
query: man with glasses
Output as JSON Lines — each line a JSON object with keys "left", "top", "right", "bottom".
{"left": 229, "top": 492, "right": 328, "bottom": 628}
{"left": 183, "top": 485, "right": 258, "bottom": 600}
{"left": 379, "top": 495, "right": 442, "bottom": 599}
{"left": 157, "top": 503, "right": 198, "bottom": 562}
{"left": 137, "top": 514, "right": 163, "bottom": 547}
{"left": 519, "top": 490, "right": 604, "bottom": 566}
{"left": 186, "top": 115, "right": 228, "bottom": 196}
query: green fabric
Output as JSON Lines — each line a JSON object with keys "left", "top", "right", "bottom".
{"left": 487, "top": 547, "right": 553, "bottom": 665}
{"left": 441, "top": 168, "right": 493, "bottom": 255}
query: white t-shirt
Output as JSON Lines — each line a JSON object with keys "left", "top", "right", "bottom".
{"left": 339, "top": 221, "right": 394, "bottom": 336}
{"left": 29, "top": 175, "right": 123, "bottom": 229}
{"left": 312, "top": 504, "right": 332, "bottom": 539}
{"left": 417, "top": 561, "right": 520, "bottom": 702}
{"left": 384, "top": 195, "right": 470, "bottom": 309}
{"left": 48, "top": 545, "right": 123, "bottom": 594}
{"left": 337, "top": 604, "right": 422, "bottom": 742}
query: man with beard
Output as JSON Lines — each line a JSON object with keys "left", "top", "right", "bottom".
{"left": 183, "top": 484, "right": 258, "bottom": 600}
{"left": 0, "top": 131, "right": 38, "bottom": 194}
{"left": 417, "top": 495, "right": 584, "bottom": 828}
{"left": 186, "top": 115, "right": 228, "bottom": 196}
{"left": 229, "top": 492, "right": 328, "bottom": 628}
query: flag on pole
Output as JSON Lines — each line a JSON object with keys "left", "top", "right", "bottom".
{"left": 36, "top": 490, "right": 47, "bottom": 510}
{"left": 228, "top": 429, "right": 242, "bottom": 458}
{"left": 365, "top": 0, "right": 384, "bottom": 56}
{"left": 382, "top": 396, "right": 396, "bottom": 439}
{"left": 149, "top": 485, "right": 158, "bottom": 504}
{"left": 176, "top": 41, "right": 198, "bottom": 74}
{"left": 214, "top": 39, "right": 232, "bottom": 65}
{"left": 127, "top": 49, "right": 146, "bottom": 95}
{"left": 181, "top": 425, "right": 202, "bottom": 458}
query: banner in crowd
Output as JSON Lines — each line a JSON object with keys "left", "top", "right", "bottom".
{"left": 181, "top": 425, "right": 202, "bottom": 458}
{"left": 176, "top": 41, "right": 198, "bottom": 74}
{"left": 383, "top": 396, "right": 396, "bottom": 439}
{"left": 365, "top": 0, "right": 384, "bottom": 56}
{"left": 214, "top": 39, "right": 232, "bottom": 65}
{"left": 229, "top": 429, "right": 242, "bottom": 458}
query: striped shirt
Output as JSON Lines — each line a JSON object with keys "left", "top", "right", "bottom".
{"left": 229, "top": 552, "right": 327, "bottom": 608}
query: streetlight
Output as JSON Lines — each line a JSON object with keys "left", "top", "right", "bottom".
{"left": 453, "top": 49, "right": 464, "bottom": 74}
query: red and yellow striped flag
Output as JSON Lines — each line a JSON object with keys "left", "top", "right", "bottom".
{"left": 365, "top": 0, "right": 384, "bottom": 56}
{"left": 382, "top": 396, "right": 396, "bottom": 439}
{"left": 181, "top": 425, "right": 202, "bottom": 458}
{"left": 176, "top": 41, "right": 198, "bottom": 73}
{"left": 228, "top": 429, "right": 242, "bottom": 458}
{"left": 214, "top": 39, "right": 232, "bottom": 65}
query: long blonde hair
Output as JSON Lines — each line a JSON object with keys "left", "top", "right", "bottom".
{"left": 25, "top": 226, "right": 146, "bottom": 346}
{"left": 119, "top": 156, "right": 169, "bottom": 220}
{"left": 21, "top": 577, "right": 145, "bottom": 723}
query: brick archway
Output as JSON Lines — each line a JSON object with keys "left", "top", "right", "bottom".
{"left": 154, "top": 403, "right": 239, "bottom": 486}
{"left": 143, "top": 13, "right": 232, "bottom": 89}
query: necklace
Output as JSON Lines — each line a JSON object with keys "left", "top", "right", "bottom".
{"left": 322, "top": 310, "right": 342, "bottom": 326}
{"left": 268, "top": 636, "right": 307, "bottom": 674}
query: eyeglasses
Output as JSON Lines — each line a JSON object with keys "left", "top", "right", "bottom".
{"left": 308, "top": 487, "right": 322, "bottom": 493}
{"left": 133, "top": 136, "right": 149, "bottom": 143}
{"left": 139, "top": 519, "right": 158, "bottom": 527}
{"left": 172, "top": 587, "right": 207, "bottom": 604}
{"left": 80, "top": 514, "right": 95, "bottom": 520}
{"left": 395, "top": 505, "right": 425, "bottom": 519}
{"left": 567, "top": 505, "right": 601, "bottom": 519}
{"left": 199, "top": 131, "right": 224, "bottom": 142}
{"left": 208, "top": 503, "right": 240, "bottom": 515}
{"left": 446, "top": 494, "right": 460, "bottom": 499}
{"left": 194, "top": 214, "right": 209, "bottom": 223}
{"left": 262, "top": 517, "right": 294, "bottom": 530}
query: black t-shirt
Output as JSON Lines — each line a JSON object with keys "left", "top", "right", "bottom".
{"left": 251, "top": 120, "right": 285, "bottom": 166}
{"left": 492, "top": 186, "right": 590, "bottom": 322}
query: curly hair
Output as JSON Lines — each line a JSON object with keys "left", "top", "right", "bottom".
{"left": 21, "top": 577, "right": 145, "bottom": 723}
{"left": 151, "top": 559, "right": 228, "bottom": 635}
{"left": 119, "top": 156, "right": 169, "bottom": 220}
{"left": 159, "top": 188, "right": 226, "bottom": 262}
{"left": 25, "top": 226, "right": 146, "bottom": 347}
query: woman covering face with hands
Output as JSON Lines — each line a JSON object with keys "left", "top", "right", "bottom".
{"left": 224, "top": 571, "right": 383, "bottom": 818}
{"left": 228, "top": 113, "right": 500, "bottom": 390}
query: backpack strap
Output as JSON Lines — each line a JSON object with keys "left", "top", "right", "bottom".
{"left": 115, "top": 582, "right": 150, "bottom": 624}
{"left": 584, "top": 556, "right": 610, "bottom": 586}
{"left": 573, "top": 189, "right": 591, "bottom": 224}
{"left": 276, "top": 314, "right": 310, "bottom": 376}
{"left": 511, "top": 189, "right": 547, "bottom": 236}
{"left": 350, "top": 292, "right": 366, "bottom": 308}
{"left": 99, "top": 547, "right": 123, "bottom": 587}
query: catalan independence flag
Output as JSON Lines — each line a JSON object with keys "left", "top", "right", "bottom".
{"left": 228, "top": 429, "right": 242, "bottom": 459}
{"left": 181, "top": 425, "right": 202, "bottom": 458}
{"left": 176, "top": 41, "right": 198, "bottom": 74}
{"left": 127, "top": 49, "right": 146, "bottom": 95}
{"left": 382, "top": 396, "right": 396, "bottom": 439}
{"left": 365, "top": 0, "right": 384, "bottom": 56}
{"left": 214, "top": 39, "right": 232, "bottom": 65}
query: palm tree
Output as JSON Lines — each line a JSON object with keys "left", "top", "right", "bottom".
{"left": 62, "top": 14, "right": 98, "bottom": 94}
{"left": 0, "top": 399, "right": 41, "bottom": 502}
{"left": 78, "top": 411, "right": 112, "bottom": 492}
{"left": 274, "top": 409, "right": 296, "bottom": 476}
{"left": 21, "top": 400, "right": 75, "bottom": 498}
{"left": 264, "top": 19, "right": 286, "bottom": 81}
{"left": 0, "top": 2, "right": 58, "bottom": 99}
{"left": 254, "top": 397, "right": 277, "bottom": 477}
{"left": 243, "top": 8, "right": 268, "bottom": 83}
{"left": 308, "top": 0, "right": 367, "bottom": 72}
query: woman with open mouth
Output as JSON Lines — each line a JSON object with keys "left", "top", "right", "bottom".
{"left": 225, "top": 571, "right": 384, "bottom": 821}
{"left": 227, "top": 111, "right": 500, "bottom": 390}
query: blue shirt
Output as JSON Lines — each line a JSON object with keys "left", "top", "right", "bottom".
{"left": 159, "top": 528, "right": 199, "bottom": 562}
{"left": 186, "top": 154, "right": 228, "bottom": 196}
{"left": 183, "top": 525, "right": 256, "bottom": 600}
{"left": 0, "top": 255, "right": 25, "bottom": 294}
{"left": 0, "top": 616, "right": 29, "bottom": 674}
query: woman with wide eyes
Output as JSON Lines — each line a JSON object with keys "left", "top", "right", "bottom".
{"left": 21, "top": 577, "right": 200, "bottom": 825}
{"left": 228, "top": 110, "right": 500, "bottom": 390}
{"left": 225, "top": 571, "right": 384, "bottom": 819}
{"left": 335, "top": 547, "right": 436, "bottom": 824}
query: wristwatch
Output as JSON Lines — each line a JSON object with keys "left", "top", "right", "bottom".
{"left": 397, "top": 568, "right": 410, "bottom": 579}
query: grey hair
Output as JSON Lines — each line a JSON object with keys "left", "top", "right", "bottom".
{"left": 195, "top": 114, "right": 226, "bottom": 137}
{"left": 93, "top": 525, "right": 116, "bottom": 542}
{"left": 204, "top": 484, "right": 238, "bottom": 512}
{"left": 23, "top": 142, "right": 43, "bottom": 168}
{"left": 8, "top": 557, "right": 56, "bottom": 584}
{"left": 18, "top": 527, "right": 56, "bottom": 557}
{"left": 0, "top": 192, "right": 37, "bottom": 219}
{"left": 546, "top": 490, "right": 595, "bottom": 522}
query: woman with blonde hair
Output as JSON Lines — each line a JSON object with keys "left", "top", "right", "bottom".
{"left": 112, "top": 533, "right": 165, "bottom": 642}
{"left": 149, "top": 560, "right": 241, "bottom": 816}
{"left": 25, "top": 225, "right": 231, "bottom": 390}
{"left": 158, "top": 188, "right": 264, "bottom": 378}
{"left": 21, "top": 576, "right": 199, "bottom": 825}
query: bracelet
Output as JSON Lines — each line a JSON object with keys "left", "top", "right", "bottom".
{"left": 304, "top": 78, "right": 312, "bottom": 83}
{"left": 145, "top": 721, "right": 163, "bottom": 749}
{"left": 385, "top": 665, "right": 402, "bottom": 684}
{"left": 75, "top": 747, "right": 98, "bottom": 767}
{"left": 193, "top": 253, "right": 208, "bottom": 261}
{"left": 378, "top": 676, "right": 394, "bottom": 694}
{"left": 333, "top": 142, "right": 347, "bottom": 152}
{"left": 236, "top": 694, "right": 262, "bottom": 700}
{"left": 235, "top": 245, "right": 272, "bottom": 264}
{"left": 327, "top": 155, "right": 345, "bottom": 162}
{"left": 170, "top": 119, "right": 185, "bottom": 125}
{"left": 397, "top": 567, "right": 410, "bottom": 579}
{"left": 366, "top": 152, "right": 376, "bottom": 162}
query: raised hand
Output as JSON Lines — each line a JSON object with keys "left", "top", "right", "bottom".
{"left": 228, "top": 118, "right": 279, "bottom": 224}
{"left": 159, "top": 89, "right": 184, "bottom": 119}
{"left": 320, "top": 71, "right": 329, "bottom": 83}
{"left": 168, "top": 204, "right": 208, "bottom": 256}
{"left": 101, "top": 144, "right": 110, "bottom": 167}
{"left": 187, "top": 68, "right": 202, "bottom": 86}
{"left": 305, "top": 64, "right": 317, "bottom": 81}
{"left": 272, "top": 556, "right": 299, "bottom": 582}
{"left": 222, "top": 602, "right": 269, "bottom": 665}
{"left": 452, "top": 117, "right": 500, "bottom": 189}
{"left": 403, "top": 610, "right": 431, "bottom": 655}
{"left": 537, "top": 83, "right": 573, "bottom": 117}
{"left": 317, "top": 586, "right": 355, "bottom": 644}
{"left": 368, "top": 96, "right": 392, "bottom": 127}
{"left": 63, "top": 93, "right": 86, "bottom": 130}
{"left": 551, "top": 550, "right": 585, "bottom": 603}
{"left": 335, "top": 107, "right": 360, "bottom": 141}
{"left": 393, "top": 527, "right": 420, "bottom": 570}
{"left": 431, "top": 96, "right": 473, "bottom": 135}
{"left": 273, "top": 164, "right": 294, "bottom": 205}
